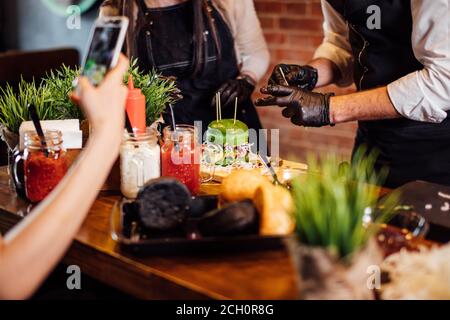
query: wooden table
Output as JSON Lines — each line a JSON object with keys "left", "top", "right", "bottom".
{"left": 0, "top": 166, "right": 299, "bottom": 300}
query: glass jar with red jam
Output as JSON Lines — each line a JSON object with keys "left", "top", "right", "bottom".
{"left": 22, "top": 130, "right": 68, "bottom": 202}
{"left": 161, "top": 125, "right": 214, "bottom": 195}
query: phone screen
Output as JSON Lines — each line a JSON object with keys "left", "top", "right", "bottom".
{"left": 82, "top": 25, "right": 122, "bottom": 86}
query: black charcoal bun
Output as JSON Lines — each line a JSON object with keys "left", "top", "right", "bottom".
{"left": 136, "top": 178, "right": 192, "bottom": 231}
{"left": 199, "top": 200, "right": 258, "bottom": 236}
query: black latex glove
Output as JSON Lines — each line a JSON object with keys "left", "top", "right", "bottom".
{"left": 211, "top": 75, "right": 256, "bottom": 109}
{"left": 255, "top": 85, "right": 334, "bottom": 127}
{"left": 269, "top": 64, "right": 318, "bottom": 91}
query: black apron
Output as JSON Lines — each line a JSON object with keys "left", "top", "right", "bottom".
{"left": 134, "top": 0, "right": 263, "bottom": 136}
{"left": 328, "top": 0, "right": 450, "bottom": 188}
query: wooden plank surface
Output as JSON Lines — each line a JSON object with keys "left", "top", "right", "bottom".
{"left": 0, "top": 167, "right": 299, "bottom": 300}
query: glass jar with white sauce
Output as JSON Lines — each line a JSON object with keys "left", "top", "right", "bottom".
{"left": 120, "top": 128, "right": 161, "bottom": 198}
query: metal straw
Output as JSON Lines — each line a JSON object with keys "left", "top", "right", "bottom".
{"left": 28, "top": 104, "right": 49, "bottom": 157}
{"left": 169, "top": 104, "right": 180, "bottom": 152}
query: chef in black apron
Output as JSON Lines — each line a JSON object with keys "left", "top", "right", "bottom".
{"left": 105, "top": 0, "right": 264, "bottom": 137}
{"left": 256, "top": 0, "right": 450, "bottom": 188}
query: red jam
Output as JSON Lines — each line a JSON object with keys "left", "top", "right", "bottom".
{"left": 161, "top": 142, "right": 201, "bottom": 195}
{"left": 24, "top": 150, "right": 68, "bottom": 202}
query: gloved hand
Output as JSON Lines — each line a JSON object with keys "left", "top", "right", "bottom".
{"left": 269, "top": 64, "right": 318, "bottom": 91}
{"left": 255, "top": 85, "right": 334, "bottom": 127}
{"left": 211, "top": 75, "right": 256, "bottom": 109}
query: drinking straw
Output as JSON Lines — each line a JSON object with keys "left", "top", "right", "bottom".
{"left": 234, "top": 97, "right": 238, "bottom": 125}
{"left": 279, "top": 67, "right": 290, "bottom": 86}
{"left": 28, "top": 104, "right": 49, "bottom": 157}
{"left": 216, "top": 92, "right": 219, "bottom": 122}
{"left": 125, "top": 112, "right": 134, "bottom": 135}
{"left": 218, "top": 92, "right": 222, "bottom": 121}
{"left": 169, "top": 103, "right": 180, "bottom": 152}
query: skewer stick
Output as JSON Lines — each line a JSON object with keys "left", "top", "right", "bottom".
{"left": 216, "top": 92, "right": 219, "bottom": 122}
{"left": 279, "top": 67, "right": 289, "bottom": 86}
{"left": 234, "top": 97, "right": 238, "bottom": 125}
{"left": 218, "top": 92, "right": 222, "bottom": 121}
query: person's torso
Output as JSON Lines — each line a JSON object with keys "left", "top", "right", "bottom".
{"left": 134, "top": 0, "right": 240, "bottom": 126}
{"left": 327, "top": 0, "right": 423, "bottom": 90}
{"left": 327, "top": 0, "right": 450, "bottom": 187}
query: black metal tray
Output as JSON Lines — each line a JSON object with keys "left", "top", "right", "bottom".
{"left": 110, "top": 197, "right": 286, "bottom": 255}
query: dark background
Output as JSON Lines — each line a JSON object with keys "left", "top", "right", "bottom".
{"left": 0, "top": 0, "right": 100, "bottom": 55}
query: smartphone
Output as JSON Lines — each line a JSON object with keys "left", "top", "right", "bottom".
{"left": 80, "top": 17, "right": 129, "bottom": 86}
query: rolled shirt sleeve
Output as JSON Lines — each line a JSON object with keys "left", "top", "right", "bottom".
{"left": 387, "top": 0, "right": 450, "bottom": 123}
{"left": 313, "top": 0, "right": 355, "bottom": 87}
{"left": 234, "top": 0, "right": 270, "bottom": 82}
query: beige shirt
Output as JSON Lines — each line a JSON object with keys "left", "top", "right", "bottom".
{"left": 314, "top": 0, "right": 450, "bottom": 123}
{"left": 101, "top": 0, "right": 270, "bottom": 82}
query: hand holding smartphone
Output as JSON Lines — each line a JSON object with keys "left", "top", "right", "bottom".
{"left": 75, "top": 17, "right": 129, "bottom": 88}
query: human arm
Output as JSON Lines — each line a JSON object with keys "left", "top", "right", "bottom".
{"left": 255, "top": 85, "right": 400, "bottom": 126}
{"left": 212, "top": 0, "right": 270, "bottom": 108}
{"left": 330, "top": 86, "right": 400, "bottom": 123}
{"left": 232, "top": 0, "right": 270, "bottom": 83}
{"left": 259, "top": 0, "right": 450, "bottom": 126}
{"left": 0, "top": 56, "right": 129, "bottom": 300}
{"left": 386, "top": 0, "right": 450, "bottom": 123}
{"left": 323, "top": 0, "right": 450, "bottom": 123}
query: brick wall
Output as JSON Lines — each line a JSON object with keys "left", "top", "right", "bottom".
{"left": 253, "top": 0, "right": 357, "bottom": 162}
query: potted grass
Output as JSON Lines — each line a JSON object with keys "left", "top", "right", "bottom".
{"left": 0, "top": 59, "right": 179, "bottom": 144}
{"left": 287, "top": 148, "right": 399, "bottom": 300}
{"left": 0, "top": 59, "right": 179, "bottom": 192}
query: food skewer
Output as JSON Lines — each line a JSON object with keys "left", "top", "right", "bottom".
{"left": 279, "top": 67, "right": 290, "bottom": 86}
{"left": 234, "top": 97, "right": 238, "bottom": 125}
{"left": 216, "top": 92, "right": 219, "bottom": 122}
{"left": 218, "top": 92, "right": 222, "bottom": 121}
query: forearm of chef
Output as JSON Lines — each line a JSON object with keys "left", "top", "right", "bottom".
{"left": 307, "top": 57, "right": 341, "bottom": 88}
{"left": 313, "top": 42, "right": 354, "bottom": 88}
{"left": 0, "top": 129, "right": 120, "bottom": 299}
{"left": 329, "top": 86, "right": 401, "bottom": 124}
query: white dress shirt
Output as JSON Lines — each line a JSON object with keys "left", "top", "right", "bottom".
{"left": 313, "top": 0, "right": 450, "bottom": 123}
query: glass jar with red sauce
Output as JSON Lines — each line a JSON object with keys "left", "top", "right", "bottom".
{"left": 20, "top": 130, "right": 68, "bottom": 202}
{"left": 161, "top": 125, "right": 214, "bottom": 195}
